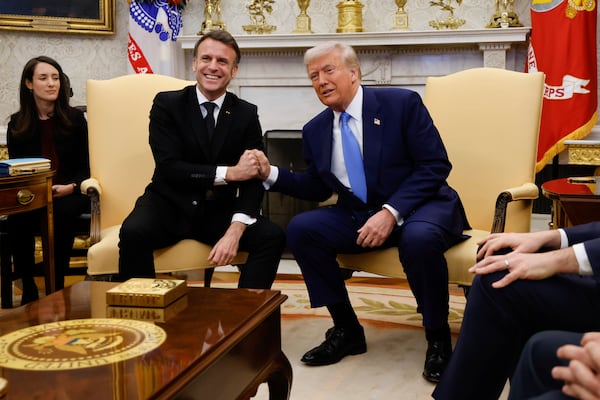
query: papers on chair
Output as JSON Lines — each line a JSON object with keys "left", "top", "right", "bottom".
{"left": 0, "top": 158, "right": 51, "bottom": 177}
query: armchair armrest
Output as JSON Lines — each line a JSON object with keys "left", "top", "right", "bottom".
{"left": 492, "top": 182, "right": 539, "bottom": 233}
{"left": 81, "top": 177, "right": 102, "bottom": 245}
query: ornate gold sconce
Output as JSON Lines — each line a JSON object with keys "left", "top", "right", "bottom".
{"left": 336, "top": 0, "right": 364, "bottom": 33}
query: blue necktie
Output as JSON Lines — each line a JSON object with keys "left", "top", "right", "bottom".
{"left": 340, "top": 112, "right": 367, "bottom": 202}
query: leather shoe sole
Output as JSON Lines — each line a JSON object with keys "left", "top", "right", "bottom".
{"left": 301, "top": 326, "right": 367, "bottom": 366}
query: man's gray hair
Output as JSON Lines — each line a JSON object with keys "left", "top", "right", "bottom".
{"left": 304, "top": 41, "right": 362, "bottom": 80}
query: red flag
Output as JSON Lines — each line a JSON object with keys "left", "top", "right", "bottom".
{"left": 527, "top": 0, "right": 598, "bottom": 172}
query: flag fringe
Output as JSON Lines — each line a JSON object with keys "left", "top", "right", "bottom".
{"left": 535, "top": 111, "right": 599, "bottom": 172}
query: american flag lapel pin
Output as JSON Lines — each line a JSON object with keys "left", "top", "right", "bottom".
{"left": 374, "top": 118, "right": 381, "bottom": 126}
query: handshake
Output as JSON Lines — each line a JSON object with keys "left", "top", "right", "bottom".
{"left": 226, "top": 149, "right": 272, "bottom": 182}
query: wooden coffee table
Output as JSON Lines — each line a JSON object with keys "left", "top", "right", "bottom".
{"left": 0, "top": 281, "right": 292, "bottom": 399}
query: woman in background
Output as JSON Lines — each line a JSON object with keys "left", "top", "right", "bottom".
{"left": 7, "top": 56, "right": 89, "bottom": 305}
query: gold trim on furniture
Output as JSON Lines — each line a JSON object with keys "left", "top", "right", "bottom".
{"left": 0, "top": 0, "right": 115, "bottom": 35}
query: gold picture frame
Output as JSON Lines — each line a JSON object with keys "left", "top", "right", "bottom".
{"left": 0, "top": 0, "right": 115, "bottom": 35}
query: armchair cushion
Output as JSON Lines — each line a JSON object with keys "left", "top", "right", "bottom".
{"left": 87, "top": 225, "right": 248, "bottom": 275}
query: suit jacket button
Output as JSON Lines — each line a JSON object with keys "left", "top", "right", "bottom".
{"left": 192, "top": 200, "right": 198, "bottom": 206}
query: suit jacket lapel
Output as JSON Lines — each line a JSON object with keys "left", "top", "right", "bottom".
{"left": 362, "top": 88, "right": 384, "bottom": 196}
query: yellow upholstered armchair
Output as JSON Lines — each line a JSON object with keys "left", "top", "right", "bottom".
{"left": 82, "top": 74, "right": 247, "bottom": 283}
{"left": 337, "top": 68, "right": 545, "bottom": 292}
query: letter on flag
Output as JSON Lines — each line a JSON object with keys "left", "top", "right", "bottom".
{"left": 128, "top": 0, "right": 184, "bottom": 76}
{"left": 527, "top": 0, "right": 597, "bottom": 171}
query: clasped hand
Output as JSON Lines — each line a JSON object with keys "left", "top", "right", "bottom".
{"left": 227, "top": 149, "right": 271, "bottom": 182}
{"left": 553, "top": 332, "right": 600, "bottom": 400}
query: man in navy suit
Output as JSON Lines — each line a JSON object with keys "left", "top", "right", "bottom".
{"left": 118, "top": 30, "right": 285, "bottom": 289}
{"left": 250, "top": 42, "right": 470, "bottom": 382}
{"left": 433, "top": 222, "right": 600, "bottom": 399}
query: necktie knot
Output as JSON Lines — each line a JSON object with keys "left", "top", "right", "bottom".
{"left": 203, "top": 102, "right": 216, "bottom": 121}
{"left": 341, "top": 111, "right": 351, "bottom": 126}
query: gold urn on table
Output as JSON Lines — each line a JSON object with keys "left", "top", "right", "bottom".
{"left": 336, "top": 0, "right": 364, "bottom": 33}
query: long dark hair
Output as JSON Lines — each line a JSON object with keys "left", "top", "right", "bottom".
{"left": 10, "top": 56, "right": 75, "bottom": 137}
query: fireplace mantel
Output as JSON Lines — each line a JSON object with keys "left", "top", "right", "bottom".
{"left": 178, "top": 28, "right": 531, "bottom": 132}
{"left": 181, "top": 28, "right": 529, "bottom": 50}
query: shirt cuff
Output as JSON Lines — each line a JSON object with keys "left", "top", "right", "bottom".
{"left": 559, "top": 228, "right": 568, "bottom": 248}
{"left": 262, "top": 166, "right": 279, "bottom": 190}
{"left": 215, "top": 166, "right": 227, "bottom": 186}
{"left": 572, "top": 243, "right": 593, "bottom": 275}
{"left": 232, "top": 213, "right": 257, "bottom": 226}
{"left": 382, "top": 204, "right": 404, "bottom": 226}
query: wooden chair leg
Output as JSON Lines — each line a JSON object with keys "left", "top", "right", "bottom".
{"left": 204, "top": 267, "right": 215, "bottom": 288}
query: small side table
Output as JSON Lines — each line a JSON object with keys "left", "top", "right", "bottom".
{"left": 0, "top": 171, "right": 55, "bottom": 308}
{"left": 541, "top": 177, "right": 600, "bottom": 228}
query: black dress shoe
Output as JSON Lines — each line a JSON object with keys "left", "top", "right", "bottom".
{"left": 423, "top": 339, "right": 452, "bottom": 383}
{"left": 301, "top": 326, "right": 367, "bottom": 366}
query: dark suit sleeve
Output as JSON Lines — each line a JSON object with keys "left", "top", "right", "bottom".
{"left": 149, "top": 91, "right": 217, "bottom": 189}
{"left": 564, "top": 222, "right": 600, "bottom": 280}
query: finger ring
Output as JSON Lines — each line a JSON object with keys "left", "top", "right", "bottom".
{"left": 504, "top": 259, "right": 510, "bottom": 267}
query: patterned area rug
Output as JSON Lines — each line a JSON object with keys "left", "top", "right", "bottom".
{"left": 199, "top": 274, "right": 466, "bottom": 334}
{"left": 196, "top": 274, "right": 469, "bottom": 400}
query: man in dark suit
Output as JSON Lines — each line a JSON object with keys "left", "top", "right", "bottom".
{"left": 250, "top": 41, "right": 470, "bottom": 382}
{"left": 433, "top": 222, "right": 600, "bottom": 399}
{"left": 118, "top": 30, "right": 285, "bottom": 289}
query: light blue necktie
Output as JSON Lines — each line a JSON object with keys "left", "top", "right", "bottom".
{"left": 340, "top": 111, "right": 367, "bottom": 202}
